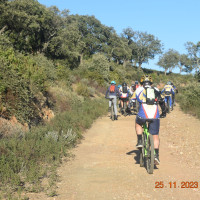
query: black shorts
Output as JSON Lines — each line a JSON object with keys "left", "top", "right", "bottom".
{"left": 136, "top": 116, "right": 160, "bottom": 135}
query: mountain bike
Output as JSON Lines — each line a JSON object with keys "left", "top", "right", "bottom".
{"left": 139, "top": 121, "right": 155, "bottom": 174}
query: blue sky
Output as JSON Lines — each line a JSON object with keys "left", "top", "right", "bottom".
{"left": 38, "top": 0, "right": 200, "bottom": 73}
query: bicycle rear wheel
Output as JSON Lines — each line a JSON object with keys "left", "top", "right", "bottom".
{"left": 139, "top": 134, "right": 144, "bottom": 167}
{"left": 146, "top": 134, "right": 154, "bottom": 174}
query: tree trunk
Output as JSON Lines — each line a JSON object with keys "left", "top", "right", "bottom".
{"left": 180, "top": 66, "right": 182, "bottom": 74}
{"left": 138, "top": 63, "right": 142, "bottom": 69}
{"left": 123, "top": 60, "right": 127, "bottom": 68}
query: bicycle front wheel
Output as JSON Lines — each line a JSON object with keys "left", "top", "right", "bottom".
{"left": 146, "top": 134, "right": 154, "bottom": 174}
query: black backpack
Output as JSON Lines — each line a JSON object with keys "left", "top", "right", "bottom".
{"left": 122, "top": 85, "right": 128, "bottom": 93}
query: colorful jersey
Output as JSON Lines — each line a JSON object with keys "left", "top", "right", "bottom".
{"left": 161, "top": 84, "right": 175, "bottom": 96}
{"left": 119, "top": 86, "right": 130, "bottom": 98}
{"left": 132, "top": 86, "right": 160, "bottom": 119}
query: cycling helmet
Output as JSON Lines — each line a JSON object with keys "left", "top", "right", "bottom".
{"left": 122, "top": 82, "right": 127, "bottom": 86}
{"left": 118, "top": 84, "right": 122, "bottom": 88}
{"left": 140, "top": 75, "right": 153, "bottom": 84}
{"left": 167, "top": 81, "right": 171, "bottom": 85}
{"left": 135, "top": 81, "right": 139, "bottom": 85}
{"left": 111, "top": 81, "right": 116, "bottom": 85}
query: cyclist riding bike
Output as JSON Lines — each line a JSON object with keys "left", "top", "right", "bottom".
{"left": 161, "top": 81, "right": 175, "bottom": 111}
{"left": 133, "top": 75, "right": 161, "bottom": 165}
{"left": 105, "top": 81, "right": 120, "bottom": 120}
{"left": 119, "top": 82, "right": 130, "bottom": 114}
{"left": 129, "top": 83, "right": 139, "bottom": 112}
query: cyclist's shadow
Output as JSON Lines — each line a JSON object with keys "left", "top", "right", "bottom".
{"left": 126, "top": 149, "right": 158, "bottom": 170}
{"left": 126, "top": 149, "right": 140, "bottom": 164}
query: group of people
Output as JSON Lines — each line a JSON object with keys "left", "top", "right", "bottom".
{"left": 161, "top": 81, "right": 177, "bottom": 114}
{"left": 105, "top": 75, "right": 178, "bottom": 165}
{"left": 105, "top": 81, "right": 141, "bottom": 120}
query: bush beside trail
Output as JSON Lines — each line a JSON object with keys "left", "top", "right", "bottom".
{"left": 176, "top": 82, "right": 200, "bottom": 118}
{"left": 0, "top": 95, "right": 107, "bottom": 198}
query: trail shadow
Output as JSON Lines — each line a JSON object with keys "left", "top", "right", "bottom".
{"left": 126, "top": 149, "right": 140, "bottom": 164}
{"left": 126, "top": 149, "right": 159, "bottom": 170}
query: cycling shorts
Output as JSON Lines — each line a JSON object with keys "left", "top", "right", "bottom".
{"left": 136, "top": 116, "right": 160, "bottom": 135}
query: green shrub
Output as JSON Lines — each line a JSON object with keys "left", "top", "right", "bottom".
{"left": 76, "top": 83, "right": 90, "bottom": 97}
{"left": 0, "top": 47, "right": 57, "bottom": 125}
{"left": 176, "top": 82, "right": 200, "bottom": 118}
{"left": 0, "top": 97, "right": 107, "bottom": 196}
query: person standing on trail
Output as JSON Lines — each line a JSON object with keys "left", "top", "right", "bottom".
{"left": 105, "top": 81, "right": 119, "bottom": 120}
{"left": 133, "top": 75, "right": 161, "bottom": 165}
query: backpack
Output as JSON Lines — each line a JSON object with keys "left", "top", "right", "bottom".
{"left": 146, "top": 87, "right": 156, "bottom": 105}
{"left": 110, "top": 85, "right": 115, "bottom": 93}
{"left": 122, "top": 85, "right": 128, "bottom": 93}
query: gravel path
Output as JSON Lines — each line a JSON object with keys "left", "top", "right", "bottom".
{"left": 27, "top": 104, "right": 200, "bottom": 200}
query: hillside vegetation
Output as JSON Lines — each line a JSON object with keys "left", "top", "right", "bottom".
{"left": 0, "top": 0, "right": 200, "bottom": 198}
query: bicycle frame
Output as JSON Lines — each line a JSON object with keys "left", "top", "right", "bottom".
{"left": 140, "top": 121, "right": 155, "bottom": 174}
{"left": 143, "top": 123, "right": 149, "bottom": 157}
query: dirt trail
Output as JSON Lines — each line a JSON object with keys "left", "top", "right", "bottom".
{"left": 28, "top": 104, "right": 200, "bottom": 200}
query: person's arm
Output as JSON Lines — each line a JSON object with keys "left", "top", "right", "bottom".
{"left": 161, "top": 88, "right": 165, "bottom": 94}
{"left": 171, "top": 86, "right": 175, "bottom": 95}
{"left": 154, "top": 87, "right": 162, "bottom": 101}
{"left": 131, "top": 91, "right": 136, "bottom": 101}
{"left": 136, "top": 89, "right": 143, "bottom": 103}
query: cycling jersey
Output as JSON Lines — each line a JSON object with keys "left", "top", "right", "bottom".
{"left": 132, "top": 86, "right": 160, "bottom": 119}
{"left": 161, "top": 84, "right": 175, "bottom": 96}
{"left": 161, "top": 84, "right": 175, "bottom": 108}
{"left": 119, "top": 86, "right": 130, "bottom": 99}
